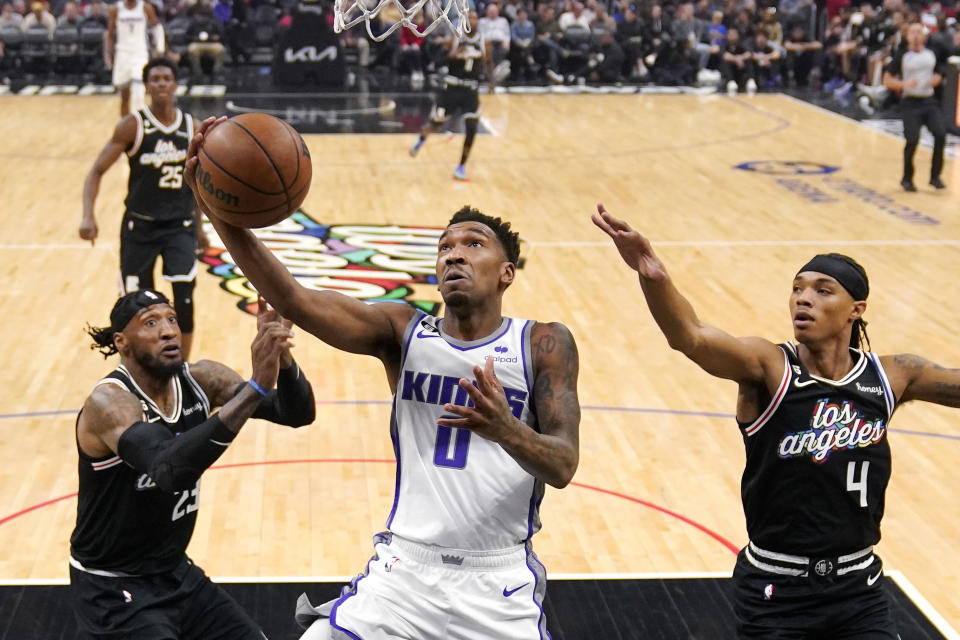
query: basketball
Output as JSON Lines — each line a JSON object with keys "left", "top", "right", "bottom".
{"left": 195, "top": 113, "right": 312, "bottom": 228}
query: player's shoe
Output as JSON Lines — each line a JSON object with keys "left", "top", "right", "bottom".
{"left": 929, "top": 177, "right": 946, "bottom": 189}
{"left": 900, "top": 178, "right": 917, "bottom": 192}
{"left": 453, "top": 165, "right": 468, "bottom": 181}
{"left": 409, "top": 138, "right": 425, "bottom": 157}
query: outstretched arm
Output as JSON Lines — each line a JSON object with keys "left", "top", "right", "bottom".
{"left": 591, "top": 203, "right": 782, "bottom": 385}
{"left": 882, "top": 354, "right": 960, "bottom": 407}
{"left": 437, "top": 322, "right": 580, "bottom": 488}
{"left": 183, "top": 117, "right": 413, "bottom": 361}
{"left": 81, "top": 116, "right": 135, "bottom": 244}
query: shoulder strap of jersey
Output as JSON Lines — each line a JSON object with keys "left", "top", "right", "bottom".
{"left": 741, "top": 344, "right": 792, "bottom": 437}
{"left": 128, "top": 109, "right": 145, "bottom": 157}
{"left": 182, "top": 363, "right": 211, "bottom": 418}
{"left": 866, "top": 352, "right": 897, "bottom": 419}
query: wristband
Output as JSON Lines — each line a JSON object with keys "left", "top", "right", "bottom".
{"left": 249, "top": 379, "right": 269, "bottom": 397}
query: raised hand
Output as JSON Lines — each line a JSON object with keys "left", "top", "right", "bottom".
{"left": 437, "top": 356, "right": 517, "bottom": 443}
{"left": 250, "top": 299, "right": 295, "bottom": 391}
{"left": 183, "top": 115, "right": 228, "bottom": 195}
{"left": 256, "top": 295, "right": 294, "bottom": 369}
{"left": 591, "top": 203, "right": 667, "bottom": 280}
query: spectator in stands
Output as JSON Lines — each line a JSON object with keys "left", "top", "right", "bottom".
{"left": 559, "top": 1, "right": 591, "bottom": 31}
{"left": 80, "top": 0, "right": 107, "bottom": 27}
{"left": 399, "top": 17, "right": 426, "bottom": 86}
{"left": 535, "top": 4, "right": 565, "bottom": 81}
{"left": 510, "top": 6, "right": 535, "bottom": 81}
{"left": 580, "top": 30, "right": 624, "bottom": 82}
{"left": 823, "top": 14, "right": 861, "bottom": 93}
{"left": 752, "top": 28, "right": 782, "bottom": 88}
{"left": 671, "top": 2, "right": 710, "bottom": 70}
{"left": 642, "top": 3, "right": 669, "bottom": 59}
{"left": 57, "top": 0, "right": 82, "bottom": 27}
{"left": 784, "top": 24, "right": 822, "bottom": 86}
{"left": 779, "top": 0, "right": 814, "bottom": 32}
{"left": 186, "top": 5, "right": 225, "bottom": 78}
{"left": 478, "top": 1, "right": 510, "bottom": 67}
{"left": 720, "top": 26, "right": 756, "bottom": 91}
{"left": 706, "top": 10, "right": 727, "bottom": 48}
{"left": 760, "top": 8, "right": 782, "bottom": 47}
{"left": 733, "top": 9, "right": 754, "bottom": 41}
{"left": 21, "top": 0, "right": 56, "bottom": 34}
{"left": 1, "top": 2, "right": 24, "bottom": 28}
{"left": 592, "top": 4, "right": 617, "bottom": 34}
{"left": 615, "top": 6, "right": 644, "bottom": 78}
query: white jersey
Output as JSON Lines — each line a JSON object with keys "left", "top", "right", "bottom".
{"left": 115, "top": 0, "right": 148, "bottom": 55}
{"left": 387, "top": 313, "right": 542, "bottom": 550}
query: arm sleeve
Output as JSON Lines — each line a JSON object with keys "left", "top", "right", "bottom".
{"left": 152, "top": 23, "right": 165, "bottom": 53}
{"left": 117, "top": 414, "right": 235, "bottom": 493}
{"left": 245, "top": 362, "right": 316, "bottom": 427}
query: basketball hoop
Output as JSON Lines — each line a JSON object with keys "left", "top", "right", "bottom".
{"left": 333, "top": 0, "right": 471, "bottom": 42}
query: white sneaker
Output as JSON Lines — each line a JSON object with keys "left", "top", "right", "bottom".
{"left": 726, "top": 80, "right": 737, "bottom": 94}
{"left": 858, "top": 95, "right": 875, "bottom": 115}
{"left": 746, "top": 78, "right": 757, "bottom": 94}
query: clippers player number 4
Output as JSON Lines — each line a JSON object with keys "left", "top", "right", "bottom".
{"left": 594, "top": 203, "right": 960, "bottom": 640}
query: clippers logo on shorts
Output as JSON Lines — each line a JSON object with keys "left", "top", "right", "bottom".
{"left": 201, "top": 213, "right": 525, "bottom": 317}
{"left": 777, "top": 399, "right": 886, "bottom": 463}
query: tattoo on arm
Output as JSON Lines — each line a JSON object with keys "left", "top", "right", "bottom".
{"left": 188, "top": 360, "right": 245, "bottom": 408}
{"left": 891, "top": 353, "right": 960, "bottom": 407}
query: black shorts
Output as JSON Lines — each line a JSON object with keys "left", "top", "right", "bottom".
{"left": 120, "top": 213, "right": 198, "bottom": 293}
{"left": 69, "top": 559, "right": 265, "bottom": 640}
{"left": 430, "top": 85, "right": 480, "bottom": 124}
{"left": 732, "top": 548, "right": 899, "bottom": 639}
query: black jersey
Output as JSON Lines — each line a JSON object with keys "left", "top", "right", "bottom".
{"left": 70, "top": 363, "right": 211, "bottom": 575}
{"left": 124, "top": 107, "right": 195, "bottom": 222}
{"left": 445, "top": 33, "right": 485, "bottom": 84}
{"left": 738, "top": 343, "right": 894, "bottom": 556}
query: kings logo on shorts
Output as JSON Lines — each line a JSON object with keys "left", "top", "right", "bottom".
{"left": 200, "top": 211, "right": 526, "bottom": 315}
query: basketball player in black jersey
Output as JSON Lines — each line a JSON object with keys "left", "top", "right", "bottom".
{"left": 80, "top": 57, "right": 206, "bottom": 360}
{"left": 594, "top": 204, "right": 960, "bottom": 639}
{"left": 70, "top": 289, "right": 316, "bottom": 639}
{"left": 409, "top": 12, "right": 486, "bottom": 181}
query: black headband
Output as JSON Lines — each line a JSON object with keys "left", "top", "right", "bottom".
{"left": 109, "top": 289, "right": 171, "bottom": 332}
{"left": 796, "top": 254, "right": 869, "bottom": 301}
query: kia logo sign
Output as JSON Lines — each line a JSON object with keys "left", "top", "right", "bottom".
{"left": 284, "top": 45, "right": 338, "bottom": 63}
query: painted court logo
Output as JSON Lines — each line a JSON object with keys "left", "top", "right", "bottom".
{"left": 201, "top": 211, "right": 450, "bottom": 315}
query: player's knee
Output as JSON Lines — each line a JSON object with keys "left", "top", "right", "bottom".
{"left": 171, "top": 281, "right": 196, "bottom": 334}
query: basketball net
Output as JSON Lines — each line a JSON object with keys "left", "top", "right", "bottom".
{"left": 333, "top": 0, "right": 470, "bottom": 42}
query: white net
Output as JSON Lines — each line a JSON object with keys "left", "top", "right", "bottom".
{"left": 333, "top": 0, "right": 471, "bottom": 42}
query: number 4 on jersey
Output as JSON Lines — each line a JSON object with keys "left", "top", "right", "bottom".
{"left": 846, "top": 461, "right": 870, "bottom": 508}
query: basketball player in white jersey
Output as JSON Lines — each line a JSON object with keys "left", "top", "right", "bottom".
{"left": 106, "top": 0, "right": 165, "bottom": 116}
{"left": 183, "top": 120, "right": 580, "bottom": 639}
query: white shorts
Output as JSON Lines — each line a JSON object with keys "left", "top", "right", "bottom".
{"left": 113, "top": 51, "right": 149, "bottom": 87}
{"left": 298, "top": 532, "right": 551, "bottom": 640}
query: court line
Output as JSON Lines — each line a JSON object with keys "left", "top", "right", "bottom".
{"left": 0, "top": 458, "right": 739, "bottom": 554}
{"left": 887, "top": 570, "right": 960, "bottom": 640}
{"left": 527, "top": 239, "right": 960, "bottom": 248}
{"left": 3, "top": 239, "right": 959, "bottom": 250}
{"left": 2, "top": 404, "right": 957, "bottom": 441}
{"left": 3, "top": 572, "right": 958, "bottom": 638}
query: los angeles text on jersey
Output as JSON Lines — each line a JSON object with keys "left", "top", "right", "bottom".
{"left": 778, "top": 398, "right": 886, "bottom": 463}
{"left": 400, "top": 367, "right": 528, "bottom": 419}
{"left": 140, "top": 139, "right": 187, "bottom": 169}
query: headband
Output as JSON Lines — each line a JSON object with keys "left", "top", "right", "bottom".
{"left": 796, "top": 254, "right": 869, "bottom": 301}
{"left": 109, "top": 289, "right": 171, "bottom": 332}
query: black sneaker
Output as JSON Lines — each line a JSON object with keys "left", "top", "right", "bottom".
{"left": 901, "top": 178, "right": 917, "bottom": 192}
{"left": 929, "top": 177, "right": 946, "bottom": 189}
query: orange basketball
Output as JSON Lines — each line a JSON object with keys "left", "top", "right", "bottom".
{"left": 195, "top": 113, "right": 312, "bottom": 228}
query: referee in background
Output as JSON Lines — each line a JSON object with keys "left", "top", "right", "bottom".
{"left": 883, "top": 22, "right": 947, "bottom": 192}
